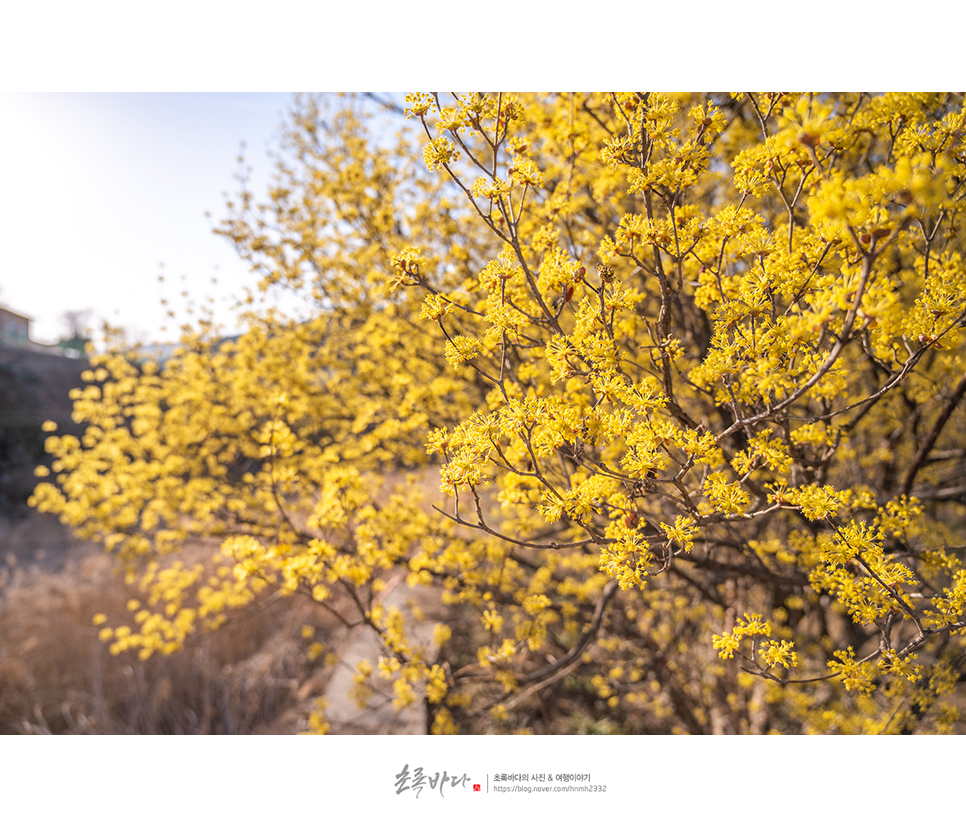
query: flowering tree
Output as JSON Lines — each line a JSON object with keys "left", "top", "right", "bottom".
{"left": 33, "top": 93, "right": 966, "bottom": 733}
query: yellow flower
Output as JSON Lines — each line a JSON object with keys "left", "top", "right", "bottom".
{"left": 432, "top": 623, "right": 452, "bottom": 647}
{"left": 423, "top": 137, "right": 459, "bottom": 171}
{"left": 420, "top": 294, "right": 451, "bottom": 321}
{"left": 712, "top": 632, "right": 740, "bottom": 659}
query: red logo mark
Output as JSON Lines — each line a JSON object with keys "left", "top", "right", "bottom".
{"left": 473, "top": 784, "right": 481, "bottom": 792}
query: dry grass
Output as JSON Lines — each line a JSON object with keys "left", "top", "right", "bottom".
{"left": 0, "top": 468, "right": 450, "bottom": 736}
{"left": 0, "top": 512, "right": 336, "bottom": 735}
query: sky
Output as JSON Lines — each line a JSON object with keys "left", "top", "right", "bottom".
{"left": 0, "top": 92, "right": 296, "bottom": 345}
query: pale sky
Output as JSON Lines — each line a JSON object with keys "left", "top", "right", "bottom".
{"left": 0, "top": 92, "right": 295, "bottom": 345}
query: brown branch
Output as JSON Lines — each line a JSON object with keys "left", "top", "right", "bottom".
{"left": 901, "top": 369, "right": 966, "bottom": 496}
{"left": 466, "top": 579, "right": 620, "bottom": 718}
{"left": 517, "top": 579, "right": 619, "bottom": 687}
{"left": 431, "top": 501, "right": 604, "bottom": 552}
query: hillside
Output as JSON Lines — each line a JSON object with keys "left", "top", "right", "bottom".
{"left": 0, "top": 345, "right": 87, "bottom": 513}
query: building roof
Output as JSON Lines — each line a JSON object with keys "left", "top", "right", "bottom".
{"left": 0, "top": 305, "right": 32, "bottom": 322}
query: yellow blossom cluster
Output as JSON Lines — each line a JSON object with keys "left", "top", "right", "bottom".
{"left": 33, "top": 92, "right": 966, "bottom": 734}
